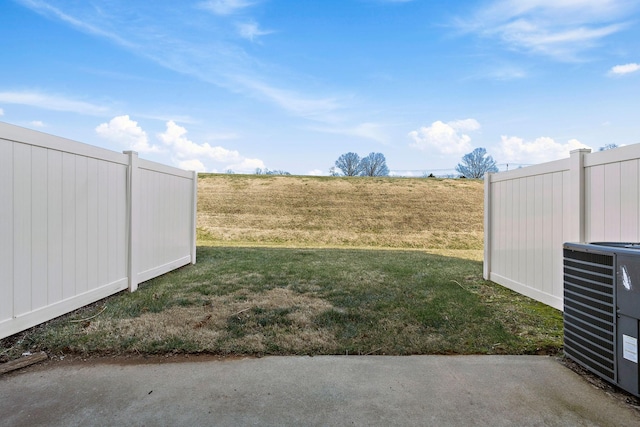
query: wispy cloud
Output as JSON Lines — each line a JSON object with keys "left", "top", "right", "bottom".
{"left": 16, "top": 0, "right": 344, "bottom": 122}
{"left": 15, "top": 0, "right": 137, "bottom": 49}
{"left": 234, "top": 76, "right": 342, "bottom": 118}
{"left": 458, "top": 0, "right": 637, "bottom": 61}
{"left": 0, "top": 90, "right": 109, "bottom": 115}
{"left": 236, "top": 21, "right": 274, "bottom": 42}
{"left": 609, "top": 63, "right": 640, "bottom": 76}
{"left": 373, "top": 0, "right": 415, "bottom": 3}
{"left": 197, "top": 0, "right": 256, "bottom": 16}
{"left": 310, "top": 122, "right": 389, "bottom": 144}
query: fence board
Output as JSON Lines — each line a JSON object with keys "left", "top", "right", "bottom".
{"left": 518, "top": 178, "right": 527, "bottom": 285}
{"left": 75, "top": 155, "right": 89, "bottom": 295}
{"left": 87, "top": 157, "right": 99, "bottom": 291}
{"left": 586, "top": 165, "right": 605, "bottom": 242}
{"left": 0, "top": 140, "right": 14, "bottom": 323}
{"left": 620, "top": 160, "right": 639, "bottom": 240}
{"left": 604, "top": 162, "right": 621, "bottom": 240}
{"left": 552, "top": 172, "right": 565, "bottom": 299}
{"left": 47, "top": 150, "right": 63, "bottom": 305}
{"left": 542, "top": 173, "right": 554, "bottom": 296}
{"left": 97, "top": 161, "right": 109, "bottom": 287}
{"left": 32, "top": 146, "right": 49, "bottom": 310}
{"left": 62, "top": 152, "right": 76, "bottom": 300}
{"left": 14, "top": 143, "right": 32, "bottom": 316}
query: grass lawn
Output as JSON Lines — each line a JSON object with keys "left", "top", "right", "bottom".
{"left": 1, "top": 246, "right": 562, "bottom": 360}
{"left": 1, "top": 175, "right": 563, "bottom": 360}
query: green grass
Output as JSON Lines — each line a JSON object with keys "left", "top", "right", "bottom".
{"left": 0, "top": 246, "right": 563, "bottom": 359}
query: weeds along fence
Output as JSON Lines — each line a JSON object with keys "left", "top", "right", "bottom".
{"left": 0, "top": 122, "right": 197, "bottom": 339}
{"left": 485, "top": 145, "right": 640, "bottom": 310}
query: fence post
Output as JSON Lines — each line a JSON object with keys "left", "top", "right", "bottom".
{"left": 483, "top": 172, "right": 492, "bottom": 280}
{"left": 124, "top": 151, "right": 140, "bottom": 292}
{"left": 569, "top": 149, "right": 591, "bottom": 243}
{"left": 191, "top": 171, "right": 198, "bottom": 265}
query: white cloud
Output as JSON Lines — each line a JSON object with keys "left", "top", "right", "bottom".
{"left": 408, "top": 119, "right": 480, "bottom": 155}
{"left": 609, "top": 63, "right": 640, "bottom": 75}
{"left": 0, "top": 91, "right": 109, "bottom": 115}
{"left": 498, "top": 135, "right": 590, "bottom": 164}
{"left": 306, "top": 169, "right": 326, "bottom": 176}
{"left": 236, "top": 21, "right": 274, "bottom": 42}
{"left": 226, "top": 157, "right": 265, "bottom": 173}
{"left": 96, "top": 115, "right": 161, "bottom": 153}
{"left": 198, "top": 0, "right": 255, "bottom": 15}
{"left": 460, "top": 0, "right": 637, "bottom": 60}
{"left": 158, "top": 121, "right": 242, "bottom": 162}
{"left": 448, "top": 118, "right": 481, "bottom": 132}
{"left": 178, "top": 159, "right": 207, "bottom": 172}
{"left": 29, "top": 120, "right": 45, "bottom": 127}
{"left": 0, "top": 108, "right": 4, "bottom": 116}
{"left": 158, "top": 121, "right": 264, "bottom": 173}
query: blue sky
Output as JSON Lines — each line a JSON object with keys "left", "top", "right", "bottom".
{"left": 1, "top": 0, "right": 639, "bottom": 175}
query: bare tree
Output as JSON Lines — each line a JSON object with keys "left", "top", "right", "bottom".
{"left": 455, "top": 148, "right": 498, "bottom": 178}
{"left": 360, "top": 152, "right": 389, "bottom": 177}
{"left": 335, "top": 152, "right": 362, "bottom": 176}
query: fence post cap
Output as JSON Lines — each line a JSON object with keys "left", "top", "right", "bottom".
{"left": 570, "top": 148, "right": 591, "bottom": 155}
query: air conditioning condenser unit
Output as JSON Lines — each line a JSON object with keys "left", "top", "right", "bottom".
{"left": 563, "top": 242, "right": 640, "bottom": 397}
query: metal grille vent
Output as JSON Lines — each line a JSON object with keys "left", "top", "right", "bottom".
{"left": 563, "top": 248, "right": 616, "bottom": 381}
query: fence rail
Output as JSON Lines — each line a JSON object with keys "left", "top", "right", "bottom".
{"left": 485, "top": 144, "right": 640, "bottom": 310}
{"left": 0, "top": 122, "right": 197, "bottom": 339}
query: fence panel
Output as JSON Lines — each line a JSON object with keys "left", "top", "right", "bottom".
{"left": 135, "top": 159, "right": 197, "bottom": 286}
{"left": 485, "top": 159, "right": 571, "bottom": 310}
{"left": 584, "top": 145, "right": 640, "bottom": 243}
{"left": 0, "top": 122, "right": 196, "bottom": 339}
{"left": 485, "top": 144, "right": 640, "bottom": 310}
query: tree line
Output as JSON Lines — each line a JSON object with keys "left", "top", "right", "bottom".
{"left": 242, "top": 147, "right": 506, "bottom": 178}
{"left": 332, "top": 152, "right": 390, "bottom": 176}
{"left": 332, "top": 148, "right": 499, "bottom": 179}
{"left": 245, "top": 144, "right": 622, "bottom": 179}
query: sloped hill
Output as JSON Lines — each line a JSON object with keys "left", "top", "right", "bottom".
{"left": 198, "top": 175, "right": 484, "bottom": 251}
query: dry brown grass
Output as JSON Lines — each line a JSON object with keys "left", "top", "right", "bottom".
{"left": 84, "top": 287, "right": 338, "bottom": 354}
{"left": 198, "top": 175, "right": 484, "bottom": 250}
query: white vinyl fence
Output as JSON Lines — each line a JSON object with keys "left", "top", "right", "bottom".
{"left": 0, "top": 122, "right": 197, "bottom": 339}
{"left": 485, "top": 144, "right": 640, "bottom": 310}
